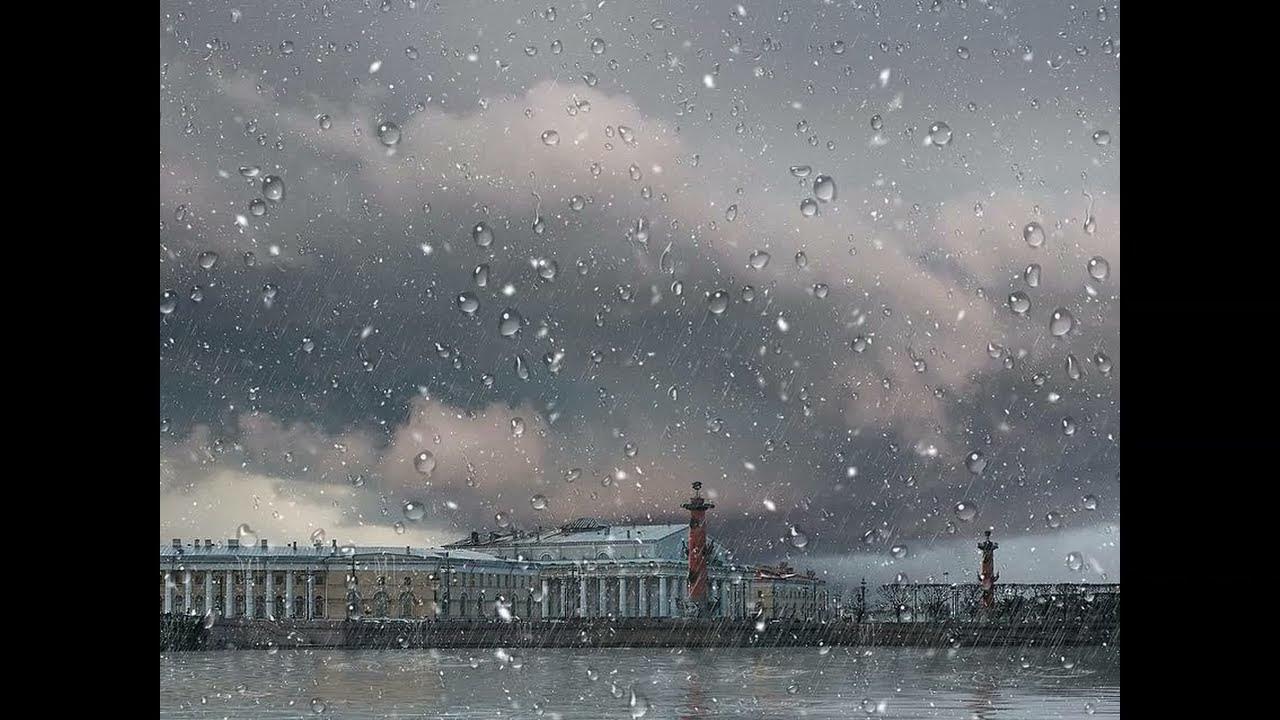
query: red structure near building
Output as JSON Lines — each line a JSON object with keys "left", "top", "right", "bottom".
{"left": 978, "top": 530, "right": 999, "bottom": 610}
{"left": 681, "top": 482, "right": 715, "bottom": 617}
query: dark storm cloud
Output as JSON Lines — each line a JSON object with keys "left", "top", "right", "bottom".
{"left": 160, "top": 0, "right": 1119, "bottom": 585}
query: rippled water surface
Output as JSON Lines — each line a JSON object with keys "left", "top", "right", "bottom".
{"left": 160, "top": 646, "right": 1119, "bottom": 719}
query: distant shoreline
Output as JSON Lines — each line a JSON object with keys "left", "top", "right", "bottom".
{"left": 162, "top": 616, "right": 1119, "bottom": 652}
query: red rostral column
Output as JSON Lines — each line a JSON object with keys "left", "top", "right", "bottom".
{"left": 978, "top": 530, "right": 999, "bottom": 610}
{"left": 681, "top": 482, "right": 715, "bottom": 617}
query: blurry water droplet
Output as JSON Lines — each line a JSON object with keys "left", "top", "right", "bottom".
{"left": 954, "top": 501, "right": 977, "bottom": 522}
{"left": 623, "top": 442, "right": 639, "bottom": 458}
{"left": 927, "top": 121, "right": 953, "bottom": 147}
{"left": 788, "top": 526, "right": 809, "bottom": 548}
{"left": 1023, "top": 222, "right": 1045, "bottom": 248}
{"left": 725, "top": 204, "right": 738, "bottom": 221}
{"left": 495, "top": 511, "right": 511, "bottom": 528}
{"left": 198, "top": 251, "right": 219, "bottom": 269}
{"left": 813, "top": 283, "right": 829, "bottom": 298}
{"left": 413, "top": 451, "right": 436, "bottom": 476}
{"left": 1008, "top": 292, "right": 1031, "bottom": 315}
{"left": 511, "top": 417, "right": 526, "bottom": 437}
{"left": 473, "top": 222, "right": 494, "bottom": 248}
{"left": 1066, "top": 353, "right": 1083, "bottom": 380}
{"left": 531, "top": 494, "right": 548, "bottom": 511}
{"left": 515, "top": 355, "right": 530, "bottom": 380}
{"left": 749, "top": 250, "right": 771, "bottom": 269}
{"left": 790, "top": 165, "right": 812, "bottom": 178}
{"left": 377, "top": 121, "right": 401, "bottom": 146}
{"left": 249, "top": 199, "right": 267, "bottom": 217}
{"left": 629, "top": 689, "right": 650, "bottom": 718}
{"left": 160, "top": 290, "right": 178, "bottom": 314}
{"left": 1065, "top": 552, "right": 1084, "bottom": 572}
{"left": 800, "top": 198, "right": 819, "bottom": 217}
{"left": 1087, "top": 256, "right": 1110, "bottom": 281}
{"left": 1092, "top": 130, "right": 1111, "bottom": 146}
{"left": 1024, "top": 264, "right": 1042, "bottom": 288}
{"left": 499, "top": 308, "right": 523, "bottom": 337}
{"left": 311, "top": 529, "right": 326, "bottom": 544}
{"left": 1046, "top": 511, "right": 1062, "bottom": 529}
{"left": 236, "top": 523, "right": 258, "bottom": 545}
{"left": 310, "top": 698, "right": 327, "bottom": 714}
{"left": 318, "top": 115, "right": 332, "bottom": 130}
{"left": 564, "top": 468, "right": 581, "bottom": 483}
{"left": 1083, "top": 494, "right": 1099, "bottom": 511}
{"left": 403, "top": 501, "right": 426, "bottom": 521}
{"left": 1062, "top": 417, "right": 1077, "bottom": 436}
{"left": 851, "top": 335, "right": 869, "bottom": 353}
{"left": 965, "top": 451, "right": 987, "bottom": 475}
{"left": 890, "top": 545, "right": 908, "bottom": 559}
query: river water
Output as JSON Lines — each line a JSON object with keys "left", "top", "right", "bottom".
{"left": 160, "top": 646, "right": 1119, "bottom": 719}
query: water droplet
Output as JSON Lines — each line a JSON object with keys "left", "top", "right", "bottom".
{"left": 749, "top": 250, "right": 771, "bottom": 269}
{"left": 851, "top": 335, "right": 869, "bottom": 353}
{"left": 473, "top": 263, "right": 490, "bottom": 287}
{"left": 318, "top": 115, "right": 332, "bottom": 130}
{"left": 1092, "top": 130, "right": 1111, "bottom": 146}
{"left": 564, "top": 468, "right": 581, "bottom": 483}
{"left": 1066, "top": 353, "right": 1083, "bottom": 381}
{"left": 499, "top": 308, "right": 523, "bottom": 337}
{"left": 1023, "top": 222, "right": 1045, "bottom": 248}
{"left": 249, "top": 199, "right": 267, "bottom": 217}
{"left": 377, "top": 121, "right": 401, "bottom": 146}
{"left": 1083, "top": 494, "right": 1099, "bottom": 511}
{"left": 495, "top": 511, "right": 511, "bottom": 528}
{"left": 511, "top": 417, "right": 526, "bottom": 437}
{"left": 311, "top": 698, "right": 327, "bottom": 714}
{"left": 536, "top": 258, "right": 558, "bottom": 281}
{"left": 310, "top": 529, "right": 326, "bottom": 544}
{"left": 1050, "top": 308, "right": 1075, "bottom": 337}
{"left": 413, "top": 451, "right": 436, "bottom": 476}
{"left": 403, "top": 501, "right": 426, "bottom": 521}
{"left": 813, "top": 283, "right": 829, "bottom": 299}
{"left": 1093, "top": 352, "right": 1113, "bottom": 376}
{"left": 531, "top": 494, "right": 548, "bottom": 511}
{"left": 540, "top": 130, "right": 560, "bottom": 146}
{"left": 790, "top": 165, "right": 812, "bottom": 178}
{"left": 629, "top": 689, "right": 650, "bottom": 718}
{"left": 262, "top": 175, "right": 285, "bottom": 202}
{"left": 456, "top": 292, "right": 479, "bottom": 315}
{"left": 890, "top": 544, "right": 908, "bottom": 559}
{"left": 788, "top": 526, "right": 809, "bottom": 548}
{"left": 1065, "top": 552, "right": 1084, "bottom": 572}
{"left": 198, "top": 251, "right": 219, "bottom": 269}
{"left": 160, "top": 290, "right": 178, "bottom": 314}
{"left": 590, "top": 38, "right": 606, "bottom": 55}
{"left": 261, "top": 283, "right": 278, "bottom": 307}
{"left": 236, "top": 523, "right": 258, "bottom": 545}
{"left": 800, "top": 198, "right": 819, "bottom": 217}
{"left": 813, "top": 175, "right": 837, "bottom": 202}
{"left": 1062, "top": 417, "right": 1077, "bottom": 436}
{"left": 243, "top": 252, "right": 257, "bottom": 267}
{"left": 707, "top": 289, "right": 730, "bottom": 315}
{"left": 473, "top": 222, "right": 494, "bottom": 248}
{"left": 515, "top": 355, "right": 530, "bottom": 380}
{"left": 189, "top": 286, "right": 204, "bottom": 303}
{"left": 927, "top": 121, "right": 953, "bottom": 147}
{"left": 1045, "top": 511, "right": 1062, "bottom": 529}
{"left": 1087, "top": 256, "right": 1110, "bottom": 281}
{"left": 957, "top": 46, "right": 971, "bottom": 60}
{"left": 725, "top": 204, "right": 738, "bottom": 222}
{"left": 1024, "top": 264, "right": 1042, "bottom": 288}
{"left": 954, "top": 501, "right": 978, "bottom": 522}
{"left": 870, "top": 115, "right": 883, "bottom": 131}
{"left": 965, "top": 451, "right": 987, "bottom": 475}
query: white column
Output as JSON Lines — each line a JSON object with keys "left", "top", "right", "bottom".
{"left": 225, "top": 570, "right": 235, "bottom": 617}
{"left": 659, "top": 576, "right": 668, "bottom": 617}
{"left": 183, "top": 571, "right": 193, "bottom": 613}
{"left": 306, "top": 573, "right": 315, "bottom": 620}
{"left": 559, "top": 579, "right": 568, "bottom": 618}
{"left": 579, "top": 578, "right": 587, "bottom": 618}
{"left": 246, "top": 568, "right": 255, "bottom": 618}
{"left": 285, "top": 571, "right": 295, "bottom": 619}
{"left": 618, "top": 577, "right": 628, "bottom": 617}
{"left": 540, "top": 579, "right": 549, "bottom": 618}
{"left": 204, "top": 571, "right": 213, "bottom": 615}
{"left": 597, "top": 577, "right": 607, "bottom": 617}
{"left": 639, "top": 577, "right": 648, "bottom": 617}
{"left": 265, "top": 569, "right": 275, "bottom": 620}
{"left": 164, "top": 572, "right": 173, "bottom": 613}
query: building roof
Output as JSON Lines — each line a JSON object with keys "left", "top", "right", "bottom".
{"left": 446, "top": 520, "right": 689, "bottom": 548}
{"left": 159, "top": 543, "right": 520, "bottom": 565}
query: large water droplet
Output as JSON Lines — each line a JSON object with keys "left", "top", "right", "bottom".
{"left": 1046, "top": 511, "right": 1062, "bottom": 529}
{"left": 927, "top": 121, "right": 953, "bottom": 147}
{"left": 1083, "top": 494, "right": 1099, "bottom": 511}
{"left": 531, "top": 494, "right": 548, "bottom": 511}
{"left": 413, "top": 451, "right": 436, "bottom": 476}
{"left": 262, "top": 175, "right": 285, "bottom": 202}
{"left": 473, "top": 222, "right": 494, "bottom": 248}
{"left": 1024, "top": 264, "right": 1042, "bottom": 288}
{"left": 749, "top": 250, "right": 771, "bottom": 269}
{"left": 1092, "top": 130, "right": 1111, "bottom": 146}
{"left": 540, "top": 130, "right": 560, "bottom": 146}
{"left": 623, "top": 442, "right": 639, "bottom": 458}
{"left": 725, "top": 204, "right": 738, "bottom": 222}
{"left": 473, "top": 263, "right": 490, "bottom": 287}
{"left": 1050, "top": 308, "right": 1075, "bottom": 337}
{"left": 456, "top": 292, "right": 479, "bottom": 315}
{"left": 707, "top": 289, "right": 730, "bottom": 315}
{"left": 629, "top": 689, "right": 650, "bottom": 718}
{"left": 965, "top": 451, "right": 987, "bottom": 475}
{"left": 236, "top": 523, "right": 258, "bottom": 545}
{"left": 813, "top": 175, "right": 837, "bottom": 202}
{"left": 495, "top": 511, "right": 511, "bottom": 528}
{"left": 1062, "top": 416, "right": 1077, "bottom": 436}
{"left": 788, "top": 526, "right": 809, "bottom": 548}
{"left": 377, "top": 121, "right": 401, "bottom": 146}
{"left": 590, "top": 38, "right": 606, "bottom": 55}
{"left": 954, "top": 501, "right": 978, "bottom": 522}
{"left": 311, "top": 698, "right": 327, "bottom": 714}
{"left": 800, "top": 198, "right": 819, "bottom": 217}
{"left": 1023, "top": 222, "right": 1045, "bottom": 248}
{"left": 851, "top": 335, "right": 869, "bottom": 353}
{"left": 511, "top": 417, "right": 526, "bottom": 437}
{"left": 1007, "top": 291, "right": 1031, "bottom": 315}
{"left": 1065, "top": 552, "right": 1084, "bottom": 572}
{"left": 1087, "top": 256, "right": 1110, "bottom": 281}
{"left": 249, "top": 199, "right": 267, "bottom": 217}
{"left": 403, "top": 501, "right": 426, "bottom": 521}
{"left": 198, "top": 251, "right": 219, "bottom": 270}
{"left": 499, "top": 308, "right": 523, "bottom": 337}
{"left": 160, "top": 290, "right": 178, "bottom": 314}
{"left": 790, "top": 165, "right": 812, "bottom": 178}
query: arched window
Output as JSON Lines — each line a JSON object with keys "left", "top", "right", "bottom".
{"left": 274, "top": 595, "right": 285, "bottom": 618}
{"left": 460, "top": 593, "right": 468, "bottom": 616}
{"left": 399, "top": 592, "right": 415, "bottom": 618}
{"left": 541, "top": 554, "right": 553, "bottom": 561}
{"left": 313, "top": 595, "right": 325, "bottom": 618}
{"left": 373, "top": 591, "right": 390, "bottom": 617}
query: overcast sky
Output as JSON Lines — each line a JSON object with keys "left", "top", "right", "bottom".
{"left": 160, "top": 0, "right": 1120, "bottom": 588}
